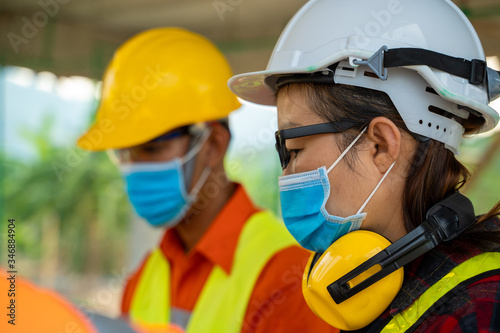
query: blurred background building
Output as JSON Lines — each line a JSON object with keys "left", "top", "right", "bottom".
{"left": 1, "top": 0, "right": 499, "bottom": 318}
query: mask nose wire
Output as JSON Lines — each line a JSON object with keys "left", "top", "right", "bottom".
{"left": 326, "top": 127, "right": 367, "bottom": 174}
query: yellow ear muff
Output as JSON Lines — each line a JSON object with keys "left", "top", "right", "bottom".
{"left": 302, "top": 230, "right": 404, "bottom": 331}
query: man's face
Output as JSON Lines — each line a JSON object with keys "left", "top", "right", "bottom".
{"left": 116, "top": 128, "right": 191, "bottom": 163}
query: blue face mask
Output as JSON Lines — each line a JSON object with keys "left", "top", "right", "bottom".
{"left": 120, "top": 132, "right": 210, "bottom": 228}
{"left": 278, "top": 128, "right": 396, "bottom": 253}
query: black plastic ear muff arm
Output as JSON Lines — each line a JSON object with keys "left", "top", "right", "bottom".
{"left": 425, "top": 191, "right": 476, "bottom": 241}
{"left": 327, "top": 220, "right": 441, "bottom": 304}
{"left": 327, "top": 192, "right": 476, "bottom": 304}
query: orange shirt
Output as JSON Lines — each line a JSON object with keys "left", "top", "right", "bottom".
{"left": 122, "top": 185, "right": 338, "bottom": 333}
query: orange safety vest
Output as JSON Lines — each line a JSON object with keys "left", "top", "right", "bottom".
{"left": 128, "top": 211, "right": 296, "bottom": 333}
{"left": 381, "top": 252, "right": 500, "bottom": 332}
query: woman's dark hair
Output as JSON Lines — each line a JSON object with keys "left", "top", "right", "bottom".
{"left": 278, "top": 82, "right": 500, "bottom": 249}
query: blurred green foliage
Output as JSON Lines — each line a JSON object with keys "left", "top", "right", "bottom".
{"left": 460, "top": 134, "right": 500, "bottom": 215}
{"left": 2, "top": 112, "right": 500, "bottom": 284}
{"left": 225, "top": 145, "right": 282, "bottom": 217}
{"left": 2, "top": 116, "right": 131, "bottom": 277}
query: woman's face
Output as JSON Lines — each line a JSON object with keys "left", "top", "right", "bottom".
{"left": 276, "top": 85, "right": 409, "bottom": 240}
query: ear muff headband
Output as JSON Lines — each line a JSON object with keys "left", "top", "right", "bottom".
{"left": 303, "top": 192, "right": 476, "bottom": 331}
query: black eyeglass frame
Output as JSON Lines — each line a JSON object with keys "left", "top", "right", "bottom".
{"left": 148, "top": 126, "right": 191, "bottom": 143}
{"left": 275, "top": 120, "right": 363, "bottom": 169}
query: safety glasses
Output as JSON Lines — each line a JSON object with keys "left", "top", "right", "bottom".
{"left": 275, "top": 120, "right": 361, "bottom": 169}
{"left": 111, "top": 126, "right": 192, "bottom": 164}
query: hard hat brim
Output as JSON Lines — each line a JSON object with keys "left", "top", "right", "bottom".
{"left": 228, "top": 63, "right": 499, "bottom": 134}
{"left": 77, "top": 115, "right": 198, "bottom": 151}
{"left": 228, "top": 72, "right": 275, "bottom": 106}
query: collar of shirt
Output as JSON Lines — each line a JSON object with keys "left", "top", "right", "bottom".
{"left": 160, "top": 184, "right": 259, "bottom": 275}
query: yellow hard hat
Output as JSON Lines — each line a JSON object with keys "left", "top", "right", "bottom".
{"left": 77, "top": 27, "right": 241, "bottom": 151}
{"left": 302, "top": 230, "right": 404, "bottom": 331}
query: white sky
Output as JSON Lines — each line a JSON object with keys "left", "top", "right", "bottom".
{"left": 2, "top": 66, "right": 277, "bottom": 162}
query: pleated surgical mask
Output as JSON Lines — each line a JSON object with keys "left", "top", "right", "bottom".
{"left": 278, "top": 128, "right": 395, "bottom": 253}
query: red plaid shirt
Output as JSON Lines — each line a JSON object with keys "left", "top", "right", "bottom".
{"left": 347, "top": 217, "right": 500, "bottom": 333}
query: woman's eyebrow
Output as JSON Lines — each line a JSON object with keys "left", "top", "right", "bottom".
{"left": 280, "top": 120, "right": 301, "bottom": 130}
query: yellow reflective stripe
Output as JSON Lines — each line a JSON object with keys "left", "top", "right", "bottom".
{"left": 382, "top": 252, "right": 500, "bottom": 333}
{"left": 187, "top": 211, "right": 297, "bottom": 333}
{"left": 128, "top": 211, "right": 296, "bottom": 332}
{"left": 129, "top": 248, "right": 170, "bottom": 327}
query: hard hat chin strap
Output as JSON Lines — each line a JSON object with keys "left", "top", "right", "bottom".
{"left": 351, "top": 46, "right": 500, "bottom": 102}
{"left": 353, "top": 46, "right": 488, "bottom": 84}
{"left": 326, "top": 191, "right": 476, "bottom": 304}
{"left": 274, "top": 45, "right": 500, "bottom": 103}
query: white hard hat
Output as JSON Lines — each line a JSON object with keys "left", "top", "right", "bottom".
{"left": 228, "top": 0, "right": 500, "bottom": 153}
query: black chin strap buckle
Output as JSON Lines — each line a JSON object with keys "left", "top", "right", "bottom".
{"left": 470, "top": 59, "right": 487, "bottom": 85}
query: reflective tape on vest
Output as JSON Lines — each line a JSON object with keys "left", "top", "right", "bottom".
{"left": 129, "top": 211, "right": 296, "bottom": 333}
{"left": 129, "top": 247, "right": 169, "bottom": 328}
{"left": 382, "top": 252, "right": 500, "bottom": 333}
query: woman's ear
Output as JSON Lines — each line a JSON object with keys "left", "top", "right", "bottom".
{"left": 366, "top": 117, "right": 401, "bottom": 173}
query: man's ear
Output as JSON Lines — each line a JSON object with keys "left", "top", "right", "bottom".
{"left": 204, "top": 123, "right": 231, "bottom": 169}
{"left": 366, "top": 117, "right": 401, "bottom": 173}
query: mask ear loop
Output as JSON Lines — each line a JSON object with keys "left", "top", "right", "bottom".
{"left": 327, "top": 127, "right": 367, "bottom": 174}
{"left": 356, "top": 161, "right": 396, "bottom": 215}
{"left": 324, "top": 125, "right": 396, "bottom": 215}
{"left": 181, "top": 127, "right": 212, "bottom": 188}
{"left": 181, "top": 128, "right": 212, "bottom": 164}
{"left": 187, "top": 166, "right": 211, "bottom": 202}
{"left": 180, "top": 128, "right": 213, "bottom": 202}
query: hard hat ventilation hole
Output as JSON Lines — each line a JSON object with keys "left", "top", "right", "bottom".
{"left": 444, "top": 128, "right": 447, "bottom": 133}
{"left": 428, "top": 106, "right": 457, "bottom": 121}
{"left": 425, "top": 87, "right": 439, "bottom": 96}
{"left": 428, "top": 122, "right": 432, "bottom": 127}
{"left": 364, "top": 71, "right": 379, "bottom": 79}
{"left": 457, "top": 105, "right": 482, "bottom": 118}
{"left": 419, "top": 120, "right": 423, "bottom": 125}
{"left": 437, "top": 125, "right": 440, "bottom": 130}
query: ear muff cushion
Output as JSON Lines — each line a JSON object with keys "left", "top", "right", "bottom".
{"left": 303, "top": 230, "right": 404, "bottom": 331}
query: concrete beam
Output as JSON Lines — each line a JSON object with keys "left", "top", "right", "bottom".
{"left": 1, "top": 11, "right": 126, "bottom": 79}
{"left": 1, "top": 3, "right": 499, "bottom": 80}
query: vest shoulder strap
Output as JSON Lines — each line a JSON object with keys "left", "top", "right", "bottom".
{"left": 129, "top": 211, "right": 297, "bottom": 333}
{"left": 129, "top": 248, "right": 170, "bottom": 328}
{"left": 381, "top": 252, "right": 500, "bottom": 333}
{"left": 187, "top": 211, "right": 297, "bottom": 333}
